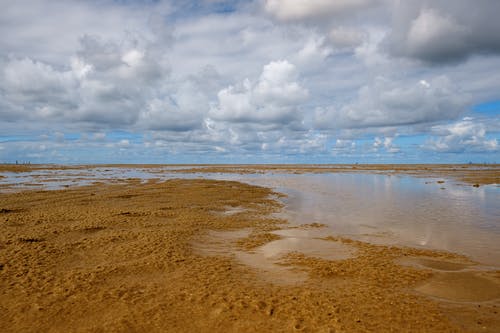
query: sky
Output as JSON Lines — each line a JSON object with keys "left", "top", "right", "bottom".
{"left": 0, "top": 0, "right": 499, "bottom": 164}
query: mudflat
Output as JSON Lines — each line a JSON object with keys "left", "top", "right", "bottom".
{"left": 1, "top": 171, "right": 499, "bottom": 332}
{"left": 1, "top": 163, "right": 499, "bottom": 185}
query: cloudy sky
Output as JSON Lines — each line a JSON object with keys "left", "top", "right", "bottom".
{"left": 1, "top": 0, "right": 499, "bottom": 164}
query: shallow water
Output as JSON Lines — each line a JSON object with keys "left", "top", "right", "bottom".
{"left": 192, "top": 228, "right": 355, "bottom": 285}
{"left": 1, "top": 167, "right": 499, "bottom": 267}
{"left": 239, "top": 173, "right": 500, "bottom": 267}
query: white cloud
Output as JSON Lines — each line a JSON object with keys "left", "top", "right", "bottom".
{"left": 354, "top": 28, "right": 388, "bottom": 67}
{"left": 209, "top": 60, "right": 308, "bottom": 124}
{"left": 314, "top": 76, "right": 468, "bottom": 130}
{"left": 332, "top": 139, "right": 356, "bottom": 154}
{"left": 0, "top": 0, "right": 499, "bottom": 163}
{"left": 426, "top": 118, "right": 498, "bottom": 153}
{"left": 0, "top": 57, "right": 77, "bottom": 120}
{"left": 264, "top": 0, "right": 374, "bottom": 21}
{"left": 0, "top": 0, "right": 163, "bottom": 64}
{"left": 122, "top": 49, "right": 145, "bottom": 68}
{"left": 117, "top": 139, "right": 130, "bottom": 148}
{"left": 384, "top": 0, "right": 500, "bottom": 63}
{"left": 408, "top": 8, "right": 466, "bottom": 49}
{"left": 1, "top": 33, "right": 175, "bottom": 127}
{"left": 373, "top": 136, "right": 399, "bottom": 153}
{"left": 329, "top": 27, "right": 367, "bottom": 49}
{"left": 405, "top": 8, "right": 468, "bottom": 62}
{"left": 294, "top": 36, "right": 332, "bottom": 71}
{"left": 92, "top": 133, "right": 106, "bottom": 141}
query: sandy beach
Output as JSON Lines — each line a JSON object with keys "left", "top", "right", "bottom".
{"left": 3, "top": 0, "right": 500, "bottom": 330}
{"left": 1, "top": 165, "right": 499, "bottom": 332}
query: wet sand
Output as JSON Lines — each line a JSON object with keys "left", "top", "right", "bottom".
{"left": 161, "top": 164, "right": 500, "bottom": 186}
{"left": 1, "top": 163, "right": 499, "bottom": 185}
{"left": 1, "top": 171, "right": 500, "bottom": 332}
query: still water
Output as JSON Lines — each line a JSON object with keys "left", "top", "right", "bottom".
{"left": 239, "top": 173, "right": 500, "bottom": 267}
{"left": 1, "top": 167, "right": 499, "bottom": 266}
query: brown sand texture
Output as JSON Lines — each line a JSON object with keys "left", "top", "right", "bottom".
{"left": 1, "top": 177, "right": 500, "bottom": 332}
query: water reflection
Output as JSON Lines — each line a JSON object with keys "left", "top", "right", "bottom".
{"left": 193, "top": 228, "right": 355, "bottom": 285}
{"left": 1, "top": 168, "right": 498, "bottom": 267}
{"left": 240, "top": 173, "right": 500, "bottom": 267}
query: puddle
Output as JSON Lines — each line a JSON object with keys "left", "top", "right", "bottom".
{"left": 218, "top": 206, "right": 248, "bottom": 216}
{"left": 396, "top": 256, "right": 500, "bottom": 303}
{"left": 234, "top": 250, "right": 309, "bottom": 285}
{"left": 193, "top": 228, "right": 356, "bottom": 285}
{"left": 416, "top": 271, "right": 500, "bottom": 302}
{"left": 398, "top": 257, "right": 473, "bottom": 272}
{"left": 1, "top": 167, "right": 499, "bottom": 268}
{"left": 248, "top": 236, "right": 354, "bottom": 262}
{"left": 4, "top": 166, "right": 500, "bottom": 306}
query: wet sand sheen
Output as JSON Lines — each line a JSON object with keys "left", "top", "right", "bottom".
{"left": 397, "top": 257, "right": 500, "bottom": 301}
{"left": 193, "top": 228, "right": 357, "bottom": 285}
{"left": 416, "top": 272, "right": 500, "bottom": 302}
{"left": 1, "top": 176, "right": 499, "bottom": 332}
{"left": 2, "top": 165, "right": 498, "bottom": 266}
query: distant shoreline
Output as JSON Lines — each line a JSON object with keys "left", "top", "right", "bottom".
{"left": 1, "top": 163, "right": 498, "bottom": 185}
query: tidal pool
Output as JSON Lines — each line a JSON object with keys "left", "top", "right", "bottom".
{"left": 239, "top": 173, "right": 500, "bottom": 267}
{"left": 1, "top": 167, "right": 498, "bottom": 267}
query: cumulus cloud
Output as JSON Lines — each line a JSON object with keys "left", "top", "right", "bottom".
{"left": 384, "top": 0, "right": 500, "bottom": 63}
{"left": 0, "top": 57, "right": 77, "bottom": 120}
{"left": 329, "top": 27, "right": 367, "bottom": 49}
{"left": 209, "top": 60, "right": 308, "bottom": 124}
{"left": 264, "top": 0, "right": 500, "bottom": 64}
{"left": 293, "top": 36, "right": 332, "bottom": 70}
{"left": 138, "top": 68, "right": 218, "bottom": 132}
{"left": 314, "top": 76, "right": 468, "bottom": 129}
{"left": 0, "top": 0, "right": 164, "bottom": 64}
{"left": 426, "top": 118, "right": 498, "bottom": 153}
{"left": 0, "top": 33, "right": 204, "bottom": 130}
{"left": 332, "top": 139, "right": 356, "bottom": 154}
{"left": 0, "top": 0, "right": 499, "bottom": 163}
{"left": 264, "top": 0, "right": 374, "bottom": 21}
{"left": 373, "top": 136, "right": 399, "bottom": 153}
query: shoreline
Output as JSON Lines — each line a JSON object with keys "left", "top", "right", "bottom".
{"left": 1, "top": 163, "right": 499, "bottom": 186}
{"left": 1, "top": 178, "right": 499, "bottom": 332}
